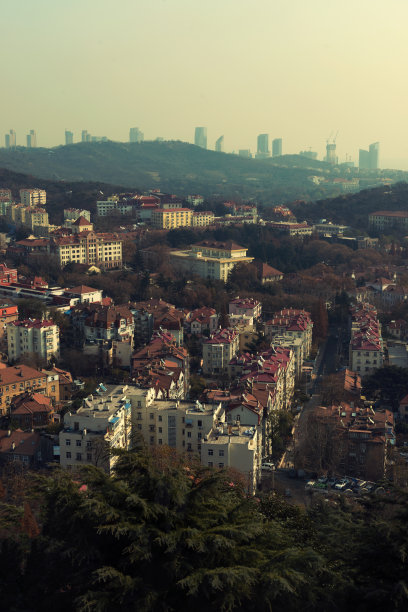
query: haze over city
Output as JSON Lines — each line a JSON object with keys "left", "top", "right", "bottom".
{"left": 2, "top": 0, "right": 408, "bottom": 168}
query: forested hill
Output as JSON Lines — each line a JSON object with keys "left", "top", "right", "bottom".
{"left": 294, "top": 181, "right": 408, "bottom": 230}
{"left": 0, "top": 141, "right": 341, "bottom": 203}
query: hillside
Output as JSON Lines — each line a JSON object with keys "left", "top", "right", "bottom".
{"left": 0, "top": 141, "right": 345, "bottom": 204}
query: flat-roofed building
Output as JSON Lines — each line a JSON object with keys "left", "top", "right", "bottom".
{"left": 170, "top": 240, "right": 254, "bottom": 282}
{"left": 151, "top": 208, "right": 193, "bottom": 229}
{"left": 19, "top": 189, "right": 46, "bottom": 207}
{"left": 369, "top": 210, "right": 408, "bottom": 231}
{"left": 7, "top": 319, "right": 60, "bottom": 363}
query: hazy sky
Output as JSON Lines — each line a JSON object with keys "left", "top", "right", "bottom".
{"left": 2, "top": 0, "right": 408, "bottom": 167}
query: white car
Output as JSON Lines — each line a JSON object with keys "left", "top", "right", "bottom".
{"left": 261, "top": 462, "right": 275, "bottom": 472}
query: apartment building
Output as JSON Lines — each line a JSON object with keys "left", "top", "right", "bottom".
{"left": 59, "top": 384, "right": 131, "bottom": 472}
{"left": 192, "top": 211, "right": 215, "bottom": 227}
{"left": 0, "top": 303, "right": 19, "bottom": 340}
{"left": 229, "top": 297, "right": 262, "bottom": 319}
{"left": 64, "top": 208, "right": 91, "bottom": 222}
{"left": 7, "top": 319, "right": 60, "bottom": 363}
{"left": 7, "top": 203, "right": 49, "bottom": 232}
{"left": 19, "top": 189, "right": 46, "bottom": 207}
{"left": 151, "top": 208, "right": 193, "bottom": 229}
{"left": 203, "top": 329, "right": 239, "bottom": 375}
{"left": 69, "top": 303, "right": 134, "bottom": 347}
{"left": 170, "top": 240, "right": 254, "bottom": 282}
{"left": 52, "top": 231, "right": 123, "bottom": 270}
{"left": 185, "top": 307, "right": 219, "bottom": 336}
{"left": 369, "top": 211, "right": 408, "bottom": 231}
{"left": 349, "top": 303, "right": 383, "bottom": 375}
{"left": 0, "top": 264, "right": 18, "bottom": 286}
{"left": 0, "top": 364, "right": 59, "bottom": 415}
{"left": 265, "top": 309, "right": 313, "bottom": 358}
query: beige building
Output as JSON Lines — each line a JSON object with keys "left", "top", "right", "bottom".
{"left": 7, "top": 319, "right": 60, "bottom": 363}
{"left": 59, "top": 384, "right": 131, "bottom": 473}
{"left": 170, "top": 240, "right": 254, "bottom": 282}
{"left": 53, "top": 231, "right": 122, "bottom": 270}
{"left": 202, "top": 328, "right": 240, "bottom": 375}
{"left": 0, "top": 364, "right": 60, "bottom": 416}
{"left": 19, "top": 189, "right": 46, "bottom": 207}
{"left": 192, "top": 211, "right": 215, "bottom": 227}
{"left": 151, "top": 208, "right": 193, "bottom": 229}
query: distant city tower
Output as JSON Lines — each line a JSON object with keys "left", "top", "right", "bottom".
{"left": 359, "top": 142, "right": 379, "bottom": 170}
{"left": 26, "top": 130, "right": 37, "bottom": 148}
{"left": 5, "top": 129, "right": 16, "bottom": 148}
{"left": 65, "top": 130, "right": 74, "bottom": 145}
{"left": 215, "top": 135, "right": 224, "bottom": 152}
{"left": 256, "top": 134, "right": 269, "bottom": 159}
{"left": 272, "top": 138, "right": 282, "bottom": 157}
{"left": 129, "top": 127, "right": 144, "bottom": 143}
{"left": 194, "top": 127, "right": 207, "bottom": 149}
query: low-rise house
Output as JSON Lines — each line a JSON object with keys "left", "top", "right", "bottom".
{"left": 66, "top": 285, "right": 103, "bottom": 304}
{"left": 0, "top": 429, "right": 41, "bottom": 467}
{"left": 0, "top": 365, "right": 59, "bottom": 415}
{"left": 0, "top": 303, "right": 18, "bottom": 340}
{"left": 185, "top": 307, "right": 218, "bottom": 336}
{"left": 10, "top": 392, "right": 54, "bottom": 429}
{"left": 255, "top": 262, "right": 284, "bottom": 284}
{"left": 229, "top": 297, "right": 262, "bottom": 319}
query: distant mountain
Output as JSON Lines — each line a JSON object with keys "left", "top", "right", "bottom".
{"left": 0, "top": 141, "right": 345, "bottom": 204}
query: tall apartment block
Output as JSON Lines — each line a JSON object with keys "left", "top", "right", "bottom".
{"left": 65, "top": 130, "right": 74, "bottom": 145}
{"left": 359, "top": 142, "right": 379, "bottom": 170}
{"left": 19, "top": 189, "right": 47, "bottom": 207}
{"left": 5, "top": 130, "right": 16, "bottom": 148}
{"left": 26, "top": 130, "right": 37, "bottom": 148}
{"left": 194, "top": 127, "right": 207, "bottom": 149}
{"left": 256, "top": 134, "right": 270, "bottom": 159}
{"left": 215, "top": 135, "right": 224, "bottom": 152}
{"left": 129, "top": 127, "right": 144, "bottom": 143}
{"left": 272, "top": 138, "right": 282, "bottom": 157}
{"left": 81, "top": 130, "right": 91, "bottom": 143}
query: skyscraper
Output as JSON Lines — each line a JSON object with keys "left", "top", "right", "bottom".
{"left": 215, "top": 135, "right": 224, "bottom": 152}
{"left": 82, "top": 130, "right": 91, "bottom": 142}
{"left": 369, "top": 142, "right": 379, "bottom": 170}
{"left": 325, "top": 143, "right": 338, "bottom": 165}
{"left": 129, "top": 127, "right": 144, "bottom": 143}
{"left": 272, "top": 138, "right": 282, "bottom": 157}
{"left": 65, "top": 130, "right": 74, "bottom": 145}
{"left": 256, "top": 134, "right": 269, "bottom": 158}
{"left": 359, "top": 142, "right": 379, "bottom": 170}
{"left": 26, "top": 130, "right": 37, "bottom": 148}
{"left": 194, "top": 127, "right": 207, "bottom": 149}
{"left": 5, "top": 130, "right": 16, "bottom": 148}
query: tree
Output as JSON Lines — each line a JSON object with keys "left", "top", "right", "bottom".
{"left": 363, "top": 365, "right": 408, "bottom": 410}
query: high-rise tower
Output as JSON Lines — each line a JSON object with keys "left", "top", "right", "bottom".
{"left": 194, "top": 127, "right": 207, "bottom": 149}
{"left": 215, "top": 135, "right": 224, "bottom": 152}
{"left": 65, "top": 130, "right": 74, "bottom": 145}
{"left": 359, "top": 142, "right": 379, "bottom": 170}
{"left": 272, "top": 138, "right": 282, "bottom": 157}
{"left": 26, "top": 130, "right": 37, "bottom": 148}
{"left": 256, "top": 133, "right": 269, "bottom": 158}
{"left": 5, "top": 130, "right": 16, "bottom": 148}
{"left": 129, "top": 127, "right": 144, "bottom": 143}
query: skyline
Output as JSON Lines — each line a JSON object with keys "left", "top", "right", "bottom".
{"left": 1, "top": 0, "right": 408, "bottom": 168}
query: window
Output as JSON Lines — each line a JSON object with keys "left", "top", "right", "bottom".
{"left": 198, "top": 432, "right": 202, "bottom": 440}
{"left": 149, "top": 413, "right": 154, "bottom": 420}
{"left": 86, "top": 441, "right": 92, "bottom": 448}
{"left": 76, "top": 453, "right": 82, "bottom": 461}
{"left": 198, "top": 420, "right": 202, "bottom": 426}
{"left": 76, "top": 440, "right": 81, "bottom": 447}
{"left": 208, "top": 449, "right": 213, "bottom": 456}
{"left": 187, "top": 432, "right": 191, "bottom": 438}
{"left": 158, "top": 415, "right": 162, "bottom": 422}
{"left": 137, "top": 424, "right": 142, "bottom": 430}
{"left": 65, "top": 439, "right": 71, "bottom": 446}
{"left": 149, "top": 425, "right": 155, "bottom": 432}
{"left": 158, "top": 427, "right": 162, "bottom": 433}
{"left": 137, "top": 413, "right": 142, "bottom": 420}
{"left": 218, "top": 463, "right": 224, "bottom": 468}
{"left": 158, "top": 439, "right": 162, "bottom": 445}
{"left": 219, "top": 450, "right": 224, "bottom": 457}
{"left": 74, "top": 422, "right": 79, "bottom": 431}
{"left": 137, "top": 400, "right": 141, "bottom": 407}
{"left": 66, "top": 452, "right": 71, "bottom": 458}
{"left": 208, "top": 462, "right": 213, "bottom": 467}
{"left": 87, "top": 453, "right": 92, "bottom": 461}
{"left": 150, "top": 436, "right": 154, "bottom": 444}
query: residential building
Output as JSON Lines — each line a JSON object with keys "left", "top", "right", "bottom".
{"left": 60, "top": 384, "right": 132, "bottom": 472}
{"left": 7, "top": 319, "right": 60, "bottom": 363}
{"left": 256, "top": 134, "right": 269, "bottom": 159}
{"left": 0, "top": 264, "right": 18, "bottom": 286}
{"left": 186, "top": 195, "right": 204, "bottom": 207}
{"left": 170, "top": 240, "right": 254, "bottom": 282}
{"left": 65, "top": 130, "right": 74, "bottom": 145}
{"left": 272, "top": 138, "right": 282, "bottom": 157}
{"left": 41, "top": 366, "right": 74, "bottom": 401}
{"left": 192, "top": 210, "right": 215, "bottom": 227}
{"left": 194, "top": 127, "right": 207, "bottom": 149}
{"left": 19, "top": 189, "right": 46, "bottom": 207}
{"left": 52, "top": 231, "right": 123, "bottom": 270}
{"left": 203, "top": 329, "right": 239, "bottom": 375}
{"left": 66, "top": 285, "right": 103, "bottom": 304}
{"left": 255, "top": 262, "right": 284, "bottom": 284}
{"left": 0, "top": 430, "right": 41, "bottom": 467}
{"left": 265, "top": 309, "right": 313, "bottom": 359}
{"left": 0, "top": 364, "right": 60, "bottom": 415}
{"left": 70, "top": 303, "right": 134, "bottom": 347}
{"left": 369, "top": 211, "right": 408, "bottom": 231}
{"left": 359, "top": 142, "right": 379, "bottom": 170}
{"left": 0, "top": 303, "right": 18, "bottom": 340}
{"left": 185, "top": 307, "right": 218, "bottom": 336}
{"left": 151, "top": 208, "right": 193, "bottom": 230}
{"left": 5, "top": 130, "right": 16, "bottom": 148}
{"left": 267, "top": 221, "right": 313, "bottom": 237}
{"left": 10, "top": 392, "right": 54, "bottom": 429}
{"left": 229, "top": 297, "right": 262, "bottom": 319}
{"left": 64, "top": 208, "right": 91, "bottom": 222}
{"left": 349, "top": 303, "right": 383, "bottom": 375}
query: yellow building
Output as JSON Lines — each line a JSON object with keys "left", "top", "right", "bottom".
{"left": 151, "top": 208, "right": 193, "bottom": 229}
{"left": 53, "top": 231, "right": 122, "bottom": 270}
{"left": 0, "top": 364, "right": 60, "bottom": 416}
{"left": 192, "top": 211, "right": 215, "bottom": 227}
{"left": 19, "top": 189, "right": 47, "bottom": 207}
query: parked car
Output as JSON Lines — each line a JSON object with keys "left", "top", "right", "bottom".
{"left": 305, "top": 480, "right": 316, "bottom": 490}
{"left": 335, "top": 479, "right": 348, "bottom": 491}
{"left": 261, "top": 462, "right": 275, "bottom": 472}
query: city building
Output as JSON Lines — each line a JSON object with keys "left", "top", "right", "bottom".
{"left": 194, "top": 127, "right": 207, "bottom": 149}
{"left": 151, "top": 208, "right": 193, "bottom": 230}
{"left": 81, "top": 130, "right": 90, "bottom": 142}
{"left": 66, "top": 285, "right": 103, "bottom": 304}
{"left": 0, "top": 303, "right": 19, "bottom": 340}
{"left": 0, "top": 364, "right": 60, "bottom": 415}
{"left": 7, "top": 319, "right": 60, "bottom": 363}
{"left": 65, "top": 130, "right": 74, "bottom": 145}
{"left": 215, "top": 135, "right": 224, "bottom": 152}
{"left": 229, "top": 297, "right": 262, "bottom": 319}
{"left": 238, "top": 149, "right": 252, "bottom": 158}
{"left": 52, "top": 231, "right": 123, "bottom": 270}
{"left": 19, "top": 189, "right": 46, "bottom": 207}
{"left": 0, "top": 264, "right": 18, "bottom": 286}
{"left": 59, "top": 384, "right": 132, "bottom": 472}
{"left": 256, "top": 134, "right": 269, "bottom": 159}
{"left": 186, "top": 195, "right": 204, "bottom": 207}
{"left": 368, "top": 211, "right": 408, "bottom": 231}
{"left": 272, "top": 138, "right": 282, "bottom": 157}
{"left": 185, "top": 307, "right": 218, "bottom": 336}
{"left": 170, "top": 240, "right": 254, "bottom": 282}
{"left": 299, "top": 150, "right": 318, "bottom": 160}
{"left": 69, "top": 303, "right": 134, "bottom": 347}
{"left": 349, "top": 303, "right": 383, "bottom": 375}
{"left": 359, "top": 142, "right": 379, "bottom": 170}
{"left": 26, "top": 130, "right": 37, "bottom": 148}
{"left": 0, "top": 429, "right": 41, "bottom": 467}
{"left": 64, "top": 208, "right": 91, "bottom": 222}
{"left": 10, "top": 392, "right": 54, "bottom": 429}
{"left": 265, "top": 309, "right": 313, "bottom": 359}
{"left": 5, "top": 130, "right": 16, "bottom": 148}
{"left": 203, "top": 329, "right": 240, "bottom": 375}
{"left": 325, "top": 142, "right": 338, "bottom": 165}
{"left": 255, "top": 262, "right": 284, "bottom": 284}
{"left": 267, "top": 221, "right": 313, "bottom": 237}
{"left": 129, "top": 127, "right": 144, "bottom": 143}
{"left": 192, "top": 210, "right": 215, "bottom": 227}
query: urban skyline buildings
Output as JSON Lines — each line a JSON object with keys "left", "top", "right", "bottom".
{"left": 359, "top": 142, "right": 379, "bottom": 170}
{"left": 26, "top": 130, "right": 37, "bottom": 148}
{"left": 129, "top": 127, "right": 144, "bottom": 143}
{"left": 272, "top": 138, "right": 282, "bottom": 157}
{"left": 215, "top": 135, "right": 224, "bottom": 152}
{"left": 256, "top": 134, "right": 269, "bottom": 159}
{"left": 194, "top": 127, "right": 207, "bottom": 149}
{"left": 5, "top": 130, "right": 16, "bottom": 149}
{"left": 65, "top": 130, "right": 74, "bottom": 145}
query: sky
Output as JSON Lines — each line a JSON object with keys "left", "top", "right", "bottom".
{"left": 1, "top": 0, "right": 408, "bottom": 168}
